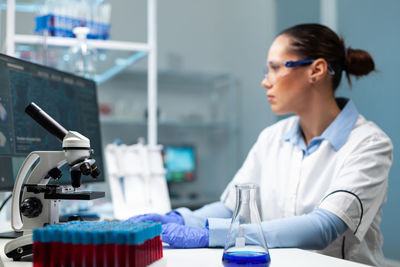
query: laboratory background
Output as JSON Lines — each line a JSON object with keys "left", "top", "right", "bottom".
{"left": 0, "top": 0, "right": 399, "bottom": 265}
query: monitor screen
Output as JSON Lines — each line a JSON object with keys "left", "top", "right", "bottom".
{"left": 163, "top": 145, "right": 195, "bottom": 183}
{"left": 0, "top": 53, "right": 104, "bottom": 191}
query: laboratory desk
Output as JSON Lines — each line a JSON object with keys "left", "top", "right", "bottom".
{"left": 0, "top": 238, "right": 370, "bottom": 267}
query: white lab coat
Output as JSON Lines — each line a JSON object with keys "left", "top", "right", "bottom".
{"left": 221, "top": 114, "right": 393, "bottom": 266}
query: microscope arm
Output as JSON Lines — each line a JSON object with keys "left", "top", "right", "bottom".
{"left": 11, "top": 151, "right": 66, "bottom": 231}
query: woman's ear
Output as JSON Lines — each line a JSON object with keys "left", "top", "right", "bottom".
{"left": 309, "top": 58, "right": 329, "bottom": 83}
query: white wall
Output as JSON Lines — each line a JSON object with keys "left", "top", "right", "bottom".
{"left": 335, "top": 0, "right": 400, "bottom": 261}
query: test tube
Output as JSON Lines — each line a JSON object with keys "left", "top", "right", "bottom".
{"left": 93, "top": 229, "right": 105, "bottom": 267}
{"left": 61, "top": 227, "right": 72, "bottom": 267}
{"left": 51, "top": 227, "right": 63, "bottom": 266}
{"left": 105, "top": 227, "right": 116, "bottom": 267}
{"left": 42, "top": 228, "right": 52, "bottom": 267}
{"left": 33, "top": 228, "right": 44, "bottom": 267}
{"left": 82, "top": 228, "right": 94, "bottom": 267}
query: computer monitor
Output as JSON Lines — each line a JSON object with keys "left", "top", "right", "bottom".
{"left": 162, "top": 145, "right": 195, "bottom": 183}
{"left": 0, "top": 53, "right": 104, "bottom": 191}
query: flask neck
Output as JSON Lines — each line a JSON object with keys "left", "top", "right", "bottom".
{"left": 233, "top": 184, "right": 261, "bottom": 225}
{"left": 235, "top": 185, "right": 258, "bottom": 205}
{"left": 76, "top": 34, "right": 87, "bottom": 42}
{"left": 73, "top": 27, "right": 90, "bottom": 43}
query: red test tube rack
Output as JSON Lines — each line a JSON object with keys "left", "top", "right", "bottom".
{"left": 32, "top": 221, "right": 163, "bottom": 267}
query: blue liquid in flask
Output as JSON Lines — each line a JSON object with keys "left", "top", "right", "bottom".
{"left": 222, "top": 251, "right": 271, "bottom": 267}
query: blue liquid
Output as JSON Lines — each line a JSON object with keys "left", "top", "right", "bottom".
{"left": 222, "top": 251, "right": 271, "bottom": 267}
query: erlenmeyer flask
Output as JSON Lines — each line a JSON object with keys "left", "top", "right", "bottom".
{"left": 222, "top": 184, "right": 271, "bottom": 267}
{"left": 65, "top": 26, "right": 97, "bottom": 78}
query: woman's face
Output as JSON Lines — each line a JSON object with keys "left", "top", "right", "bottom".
{"left": 261, "top": 34, "right": 311, "bottom": 115}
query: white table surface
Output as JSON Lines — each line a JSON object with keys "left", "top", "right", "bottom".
{"left": 0, "top": 219, "right": 369, "bottom": 267}
{"left": 0, "top": 238, "right": 370, "bottom": 267}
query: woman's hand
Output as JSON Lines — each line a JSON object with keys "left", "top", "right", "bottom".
{"left": 125, "top": 211, "right": 184, "bottom": 225}
{"left": 161, "top": 223, "right": 209, "bottom": 248}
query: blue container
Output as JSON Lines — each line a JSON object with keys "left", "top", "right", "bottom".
{"left": 222, "top": 251, "right": 271, "bottom": 267}
{"left": 35, "top": 14, "right": 110, "bottom": 39}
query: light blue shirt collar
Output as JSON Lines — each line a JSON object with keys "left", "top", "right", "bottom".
{"left": 282, "top": 98, "right": 359, "bottom": 155}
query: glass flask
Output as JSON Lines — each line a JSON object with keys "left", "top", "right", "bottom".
{"left": 222, "top": 184, "right": 270, "bottom": 267}
{"left": 64, "top": 26, "right": 97, "bottom": 79}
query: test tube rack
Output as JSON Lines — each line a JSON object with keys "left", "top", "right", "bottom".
{"left": 32, "top": 221, "right": 163, "bottom": 267}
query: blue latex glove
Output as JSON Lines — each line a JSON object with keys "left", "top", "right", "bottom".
{"left": 161, "top": 223, "right": 209, "bottom": 248}
{"left": 125, "top": 211, "right": 184, "bottom": 225}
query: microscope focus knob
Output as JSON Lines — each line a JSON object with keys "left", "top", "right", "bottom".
{"left": 80, "top": 162, "right": 92, "bottom": 176}
{"left": 48, "top": 167, "right": 62, "bottom": 180}
{"left": 90, "top": 164, "right": 101, "bottom": 178}
{"left": 20, "top": 197, "right": 43, "bottom": 218}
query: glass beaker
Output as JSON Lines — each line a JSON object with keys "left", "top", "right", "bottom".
{"left": 222, "top": 184, "right": 270, "bottom": 267}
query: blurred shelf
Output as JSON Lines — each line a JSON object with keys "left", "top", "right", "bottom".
{"left": 0, "top": 2, "right": 43, "bottom": 12}
{"left": 13, "top": 34, "right": 150, "bottom": 51}
{"left": 100, "top": 117, "right": 231, "bottom": 128}
{"left": 4, "top": 0, "right": 158, "bottom": 98}
{"left": 99, "top": 71, "right": 239, "bottom": 199}
{"left": 14, "top": 43, "right": 148, "bottom": 85}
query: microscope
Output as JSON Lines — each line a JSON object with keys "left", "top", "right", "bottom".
{"left": 4, "top": 102, "right": 105, "bottom": 261}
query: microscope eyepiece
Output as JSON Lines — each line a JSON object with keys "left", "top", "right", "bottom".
{"left": 25, "top": 102, "right": 102, "bottom": 188}
{"left": 25, "top": 102, "right": 68, "bottom": 142}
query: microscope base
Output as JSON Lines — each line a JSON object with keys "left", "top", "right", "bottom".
{"left": 4, "top": 234, "right": 33, "bottom": 261}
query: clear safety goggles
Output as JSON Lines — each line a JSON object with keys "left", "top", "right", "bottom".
{"left": 264, "top": 59, "right": 335, "bottom": 85}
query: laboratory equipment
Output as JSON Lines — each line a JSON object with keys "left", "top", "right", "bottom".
{"left": 32, "top": 221, "right": 162, "bottom": 267}
{"left": 222, "top": 184, "right": 270, "bottom": 267}
{"left": 0, "top": 53, "right": 104, "bottom": 192}
{"left": 35, "top": 0, "right": 111, "bottom": 39}
{"left": 106, "top": 140, "right": 171, "bottom": 220}
{"left": 65, "top": 26, "right": 98, "bottom": 78}
{"left": 4, "top": 103, "right": 105, "bottom": 261}
{"left": 100, "top": 71, "right": 238, "bottom": 203}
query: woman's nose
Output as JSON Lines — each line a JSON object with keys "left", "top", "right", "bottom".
{"left": 261, "top": 75, "right": 273, "bottom": 89}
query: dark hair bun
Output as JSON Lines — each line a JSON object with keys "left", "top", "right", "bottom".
{"left": 346, "top": 47, "right": 375, "bottom": 77}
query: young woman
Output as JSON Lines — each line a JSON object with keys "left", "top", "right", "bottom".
{"left": 128, "top": 24, "right": 393, "bottom": 266}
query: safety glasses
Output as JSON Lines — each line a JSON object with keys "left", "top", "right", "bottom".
{"left": 264, "top": 59, "right": 335, "bottom": 85}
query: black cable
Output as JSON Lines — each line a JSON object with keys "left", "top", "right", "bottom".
{"left": 0, "top": 193, "right": 12, "bottom": 213}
